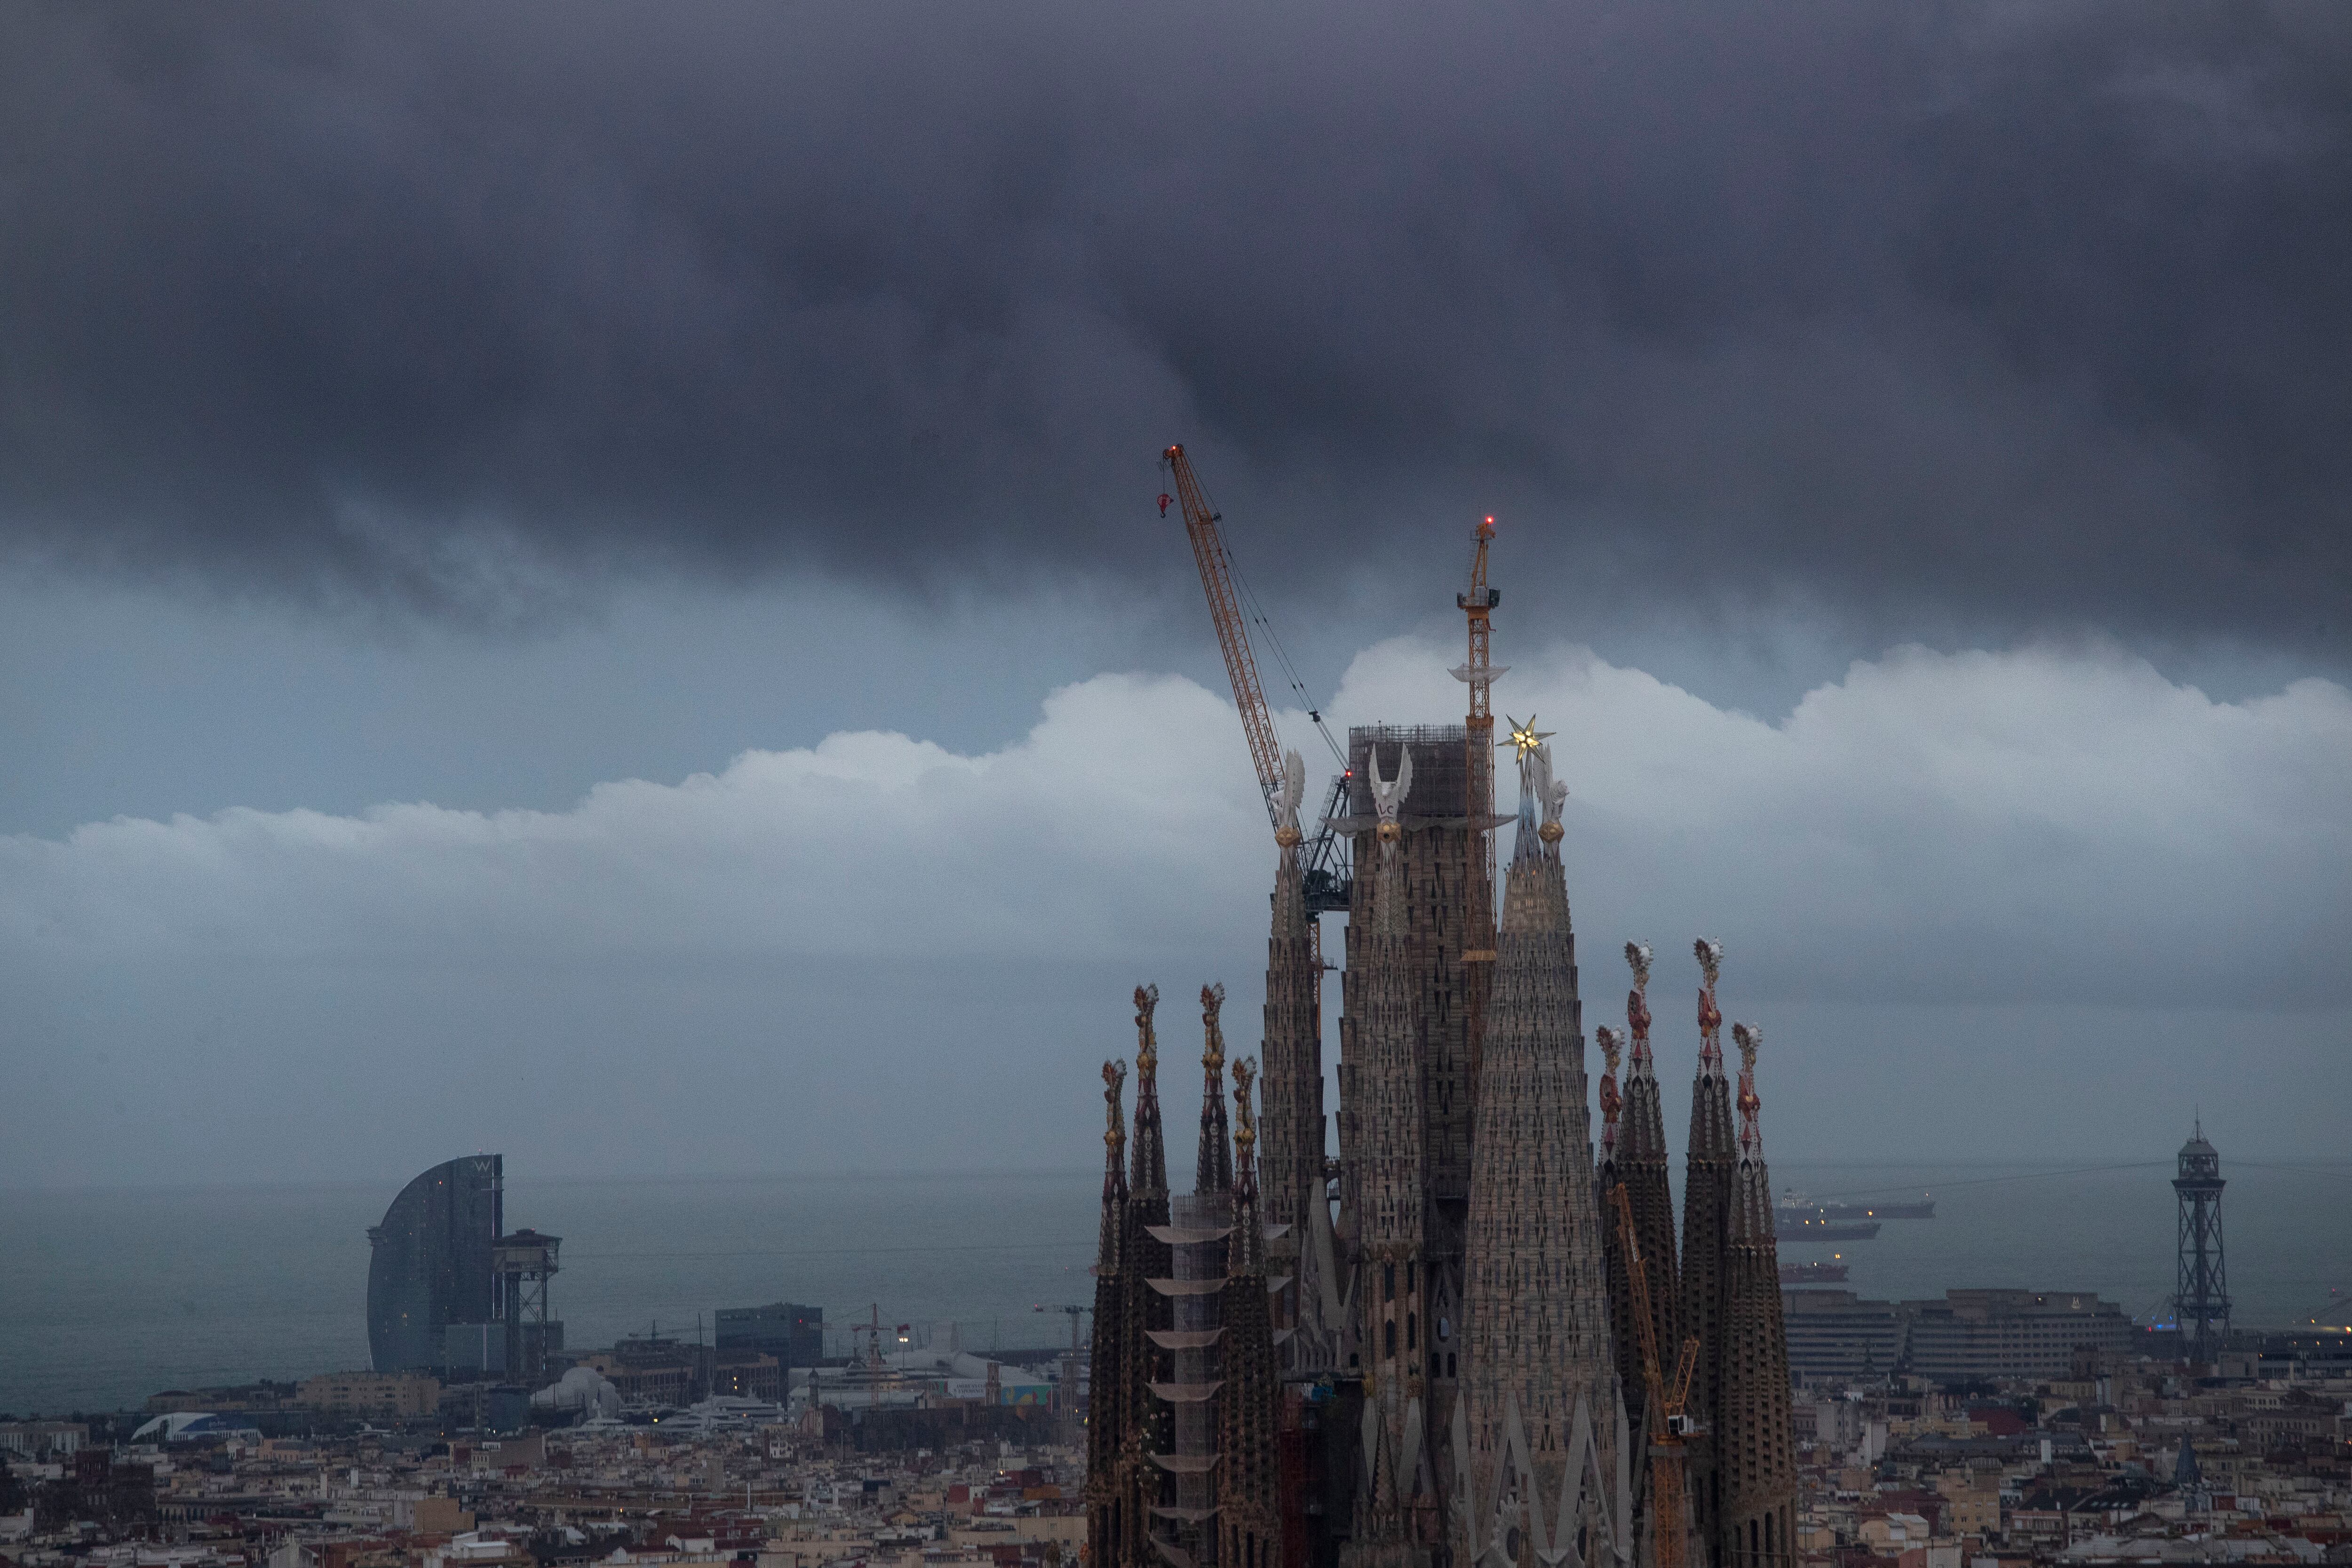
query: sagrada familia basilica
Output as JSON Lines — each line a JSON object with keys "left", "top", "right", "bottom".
{"left": 1081, "top": 653, "right": 1797, "bottom": 1568}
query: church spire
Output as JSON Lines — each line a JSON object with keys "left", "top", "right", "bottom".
{"left": 1344, "top": 738, "right": 1432, "bottom": 1563}
{"left": 1120, "top": 984, "right": 1175, "bottom": 1568}
{"left": 1456, "top": 736, "right": 1624, "bottom": 1568}
{"left": 1098, "top": 1059, "right": 1129, "bottom": 1269}
{"left": 1131, "top": 984, "right": 1168, "bottom": 1201}
{"left": 1612, "top": 940, "right": 1681, "bottom": 1482}
{"left": 1221, "top": 1056, "right": 1284, "bottom": 1568}
{"left": 1681, "top": 939, "right": 1736, "bottom": 1568}
{"left": 1719, "top": 1022, "right": 1796, "bottom": 1568}
{"left": 1198, "top": 983, "right": 1235, "bottom": 1196}
{"left": 1260, "top": 748, "right": 1335, "bottom": 1376}
{"left": 1597, "top": 1025, "right": 1624, "bottom": 1164}
{"left": 1084, "top": 1058, "right": 1132, "bottom": 1568}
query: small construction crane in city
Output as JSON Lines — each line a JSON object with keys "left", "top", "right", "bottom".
{"left": 1160, "top": 444, "right": 1352, "bottom": 915}
{"left": 1034, "top": 1303, "right": 1088, "bottom": 1416}
{"left": 1612, "top": 1183, "right": 1703, "bottom": 1568}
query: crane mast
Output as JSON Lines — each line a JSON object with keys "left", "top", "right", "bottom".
{"left": 1613, "top": 1184, "right": 1701, "bottom": 1568}
{"left": 1456, "top": 517, "right": 1501, "bottom": 963}
{"left": 1163, "top": 444, "right": 1284, "bottom": 825}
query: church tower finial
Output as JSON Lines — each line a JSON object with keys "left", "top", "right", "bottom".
{"left": 1132, "top": 984, "right": 1168, "bottom": 1199}
{"left": 1098, "top": 1059, "right": 1129, "bottom": 1262}
{"left": 1597, "top": 1025, "right": 1624, "bottom": 1159}
{"left": 1695, "top": 938, "right": 1724, "bottom": 1071}
{"left": 1231, "top": 1056, "right": 1262, "bottom": 1272}
{"left": 1198, "top": 983, "right": 1234, "bottom": 1196}
{"left": 1732, "top": 1022, "right": 1763, "bottom": 1158}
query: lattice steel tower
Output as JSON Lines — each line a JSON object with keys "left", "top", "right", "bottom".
{"left": 2171, "top": 1121, "right": 2230, "bottom": 1366}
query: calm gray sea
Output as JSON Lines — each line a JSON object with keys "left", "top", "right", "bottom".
{"left": 3, "top": 1162, "right": 2345, "bottom": 1417}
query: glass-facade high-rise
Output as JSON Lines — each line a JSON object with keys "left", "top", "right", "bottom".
{"left": 367, "top": 1155, "right": 504, "bottom": 1373}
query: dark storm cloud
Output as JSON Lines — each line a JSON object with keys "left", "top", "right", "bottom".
{"left": 1, "top": 1, "right": 2345, "bottom": 642}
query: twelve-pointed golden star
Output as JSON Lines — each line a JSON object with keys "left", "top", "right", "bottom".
{"left": 1503, "top": 714, "right": 1554, "bottom": 758}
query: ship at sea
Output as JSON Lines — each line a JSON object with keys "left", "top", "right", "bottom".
{"left": 1780, "top": 1259, "right": 1849, "bottom": 1285}
{"left": 1775, "top": 1190, "right": 1888, "bottom": 1242}
{"left": 1812, "top": 1193, "right": 1935, "bottom": 1221}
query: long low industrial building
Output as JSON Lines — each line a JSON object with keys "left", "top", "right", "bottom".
{"left": 1783, "top": 1287, "right": 2136, "bottom": 1384}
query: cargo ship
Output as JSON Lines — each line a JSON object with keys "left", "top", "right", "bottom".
{"left": 1780, "top": 1259, "right": 1849, "bottom": 1285}
{"left": 1778, "top": 1212, "right": 1881, "bottom": 1242}
{"left": 1776, "top": 1191, "right": 1883, "bottom": 1242}
{"left": 1813, "top": 1194, "right": 1935, "bottom": 1221}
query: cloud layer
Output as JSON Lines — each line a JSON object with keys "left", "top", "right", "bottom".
{"left": 9, "top": 639, "right": 2346, "bottom": 1000}
{"left": 2, "top": 4, "right": 2347, "bottom": 651}
{"left": 3, "top": 637, "right": 2345, "bottom": 1185}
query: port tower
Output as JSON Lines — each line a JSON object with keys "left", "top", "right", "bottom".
{"left": 493, "top": 1229, "right": 562, "bottom": 1384}
{"left": 2171, "top": 1123, "right": 2229, "bottom": 1365}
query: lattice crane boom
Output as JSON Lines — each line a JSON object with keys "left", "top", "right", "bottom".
{"left": 1613, "top": 1183, "right": 1700, "bottom": 1568}
{"left": 1164, "top": 444, "right": 1284, "bottom": 826}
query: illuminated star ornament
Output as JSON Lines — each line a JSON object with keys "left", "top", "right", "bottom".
{"left": 1503, "top": 714, "right": 1553, "bottom": 758}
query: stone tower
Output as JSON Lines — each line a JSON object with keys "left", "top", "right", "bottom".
{"left": 1122, "top": 985, "right": 1176, "bottom": 1568}
{"left": 1717, "top": 1024, "right": 1796, "bottom": 1568}
{"left": 1153, "top": 1000, "right": 1233, "bottom": 1568}
{"left": 1200, "top": 983, "right": 1237, "bottom": 1199}
{"left": 1615, "top": 942, "right": 1682, "bottom": 1424}
{"left": 1086, "top": 1059, "right": 1134, "bottom": 1568}
{"left": 1678, "top": 942, "right": 1735, "bottom": 1568}
{"left": 1260, "top": 749, "right": 1341, "bottom": 1374}
{"left": 1595, "top": 1020, "right": 1630, "bottom": 1431}
{"left": 1222, "top": 1057, "right": 1286, "bottom": 1568}
{"left": 1454, "top": 739, "right": 1628, "bottom": 1568}
{"left": 1342, "top": 739, "right": 1437, "bottom": 1565}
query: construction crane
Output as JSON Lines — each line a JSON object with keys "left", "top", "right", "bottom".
{"left": 1034, "top": 1305, "right": 1088, "bottom": 1417}
{"left": 1611, "top": 1183, "right": 1703, "bottom": 1568}
{"left": 1033, "top": 1302, "right": 1088, "bottom": 1354}
{"left": 1454, "top": 517, "right": 1502, "bottom": 965}
{"left": 1160, "top": 444, "right": 1352, "bottom": 915}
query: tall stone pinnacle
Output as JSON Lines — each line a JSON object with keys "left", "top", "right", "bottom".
{"left": 1680, "top": 941, "right": 1736, "bottom": 1568}
{"left": 1132, "top": 984, "right": 1170, "bottom": 1203}
{"left": 1084, "top": 1059, "right": 1132, "bottom": 1568}
{"left": 1719, "top": 1023, "right": 1796, "bottom": 1568}
{"left": 1198, "top": 983, "right": 1235, "bottom": 1197}
{"left": 1120, "top": 984, "right": 1174, "bottom": 1568}
{"left": 1344, "top": 739, "right": 1432, "bottom": 1564}
{"left": 1455, "top": 737, "right": 1624, "bottom": 1568}
{"left": 1220, "top": 1057, "right": 1284, "bottom": 1568}
{"left": 1259, "top": 750, "right": 1334, "bottom": 1374}
{"left": 1614, "top": 941, "right": 1681, "bottom": 1438}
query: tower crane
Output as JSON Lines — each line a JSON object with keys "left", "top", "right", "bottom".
{"left": 1159, "top": 445, "right": 1352, "bottom": 915}
{"left": 1035, "top": 1304, "right": 1088, "bottom": 1417}
{"left": 1454, "top": 517, "right": 1502, "bottom": 965}
{"left": 1612, "top": 1183, "right": 1703, "bottom": 1568}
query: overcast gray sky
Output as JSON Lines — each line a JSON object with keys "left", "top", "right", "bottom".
{"left": 2, "top": 2, "right": 2347, "bottom": 1186}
